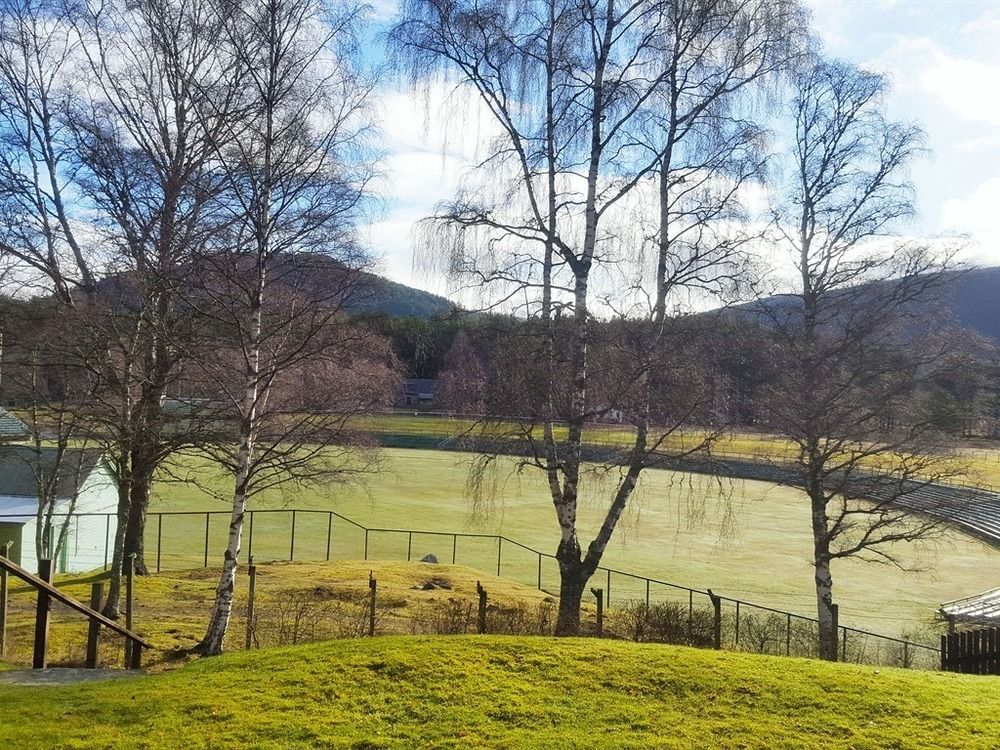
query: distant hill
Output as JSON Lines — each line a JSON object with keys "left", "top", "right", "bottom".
{"left": 92, "top": 255, "right": 458, "bottom": 320}
{"left": 733, "top": 266, "right": 1000, "bottom": 347}
{"left": 348, "top": 271, "right": 457, "bottom": 318}
{"left": 938, "top": 266, "right": 1000, "bottom": 344}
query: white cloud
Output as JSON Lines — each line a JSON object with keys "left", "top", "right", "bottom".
{"left": 941, "top": 178, "right": 1000, "bottom": 264}
{"left": 920, "top": 53, "right": 1000, "bottom": 126}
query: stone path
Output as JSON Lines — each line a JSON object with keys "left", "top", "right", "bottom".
{"left": 0, "top": 668, "right": 141, "bottom": 686}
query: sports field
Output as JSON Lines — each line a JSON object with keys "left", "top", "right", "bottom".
{"left": 147, "top": 447, "right": 1000, "bottom": 637}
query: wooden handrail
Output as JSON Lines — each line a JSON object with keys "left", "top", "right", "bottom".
{"left": 0, "top": 555, "right": 152, "bottom": 649}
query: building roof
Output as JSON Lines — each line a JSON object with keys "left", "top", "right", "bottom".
{"left": 941, "top": 588, "right": 1000, "bottom": 625}
{"left": 403, "top": 379, "right": 438, "bottom": 397}
{"left": 0, "top": 407, "right": 28, "bottom": 440}
{"left": 0, "top": 446, "right": 104, "bottom": 499}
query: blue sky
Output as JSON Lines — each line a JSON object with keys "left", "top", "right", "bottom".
{"left": 364, "top": 0, "right": 1000, "bottom": 292}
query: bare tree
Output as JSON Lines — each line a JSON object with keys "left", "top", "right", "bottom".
{"left": 392, "top": 0, "right": 807, "bottom": 633}
{"left": 763, "top": 59, "right": 963, "bottom": 660}
{"left": 0, "top": 299, "right": 106, "bottom": 569}
{"left": 0, "top": 0, "right": 95, "bottom": 302}
{"left": 192, "top": 0, "right": 380, "bottom": 655}
{"left": 63, "top": 0, "right": 247, "bottom": 615}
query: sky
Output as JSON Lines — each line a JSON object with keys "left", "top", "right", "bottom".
{"left": 361, "top": 0, "right": 1000, "bottom": 295}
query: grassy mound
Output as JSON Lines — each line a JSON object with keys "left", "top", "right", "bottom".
{"left": 1, "top": 636, "right": 998, "bottom": 749}
{"left": 0, "top": 560, "right": 561, "bottom": 669}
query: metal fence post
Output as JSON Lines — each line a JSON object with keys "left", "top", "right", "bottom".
{"left": 831, "top": 604, "right": 839, "bottom": 662}
{"left": 156, "top": 515, "right": 162, "bottom": 573}
{"left": 537, "top": 554, "right": 542, "bottom": 590}
{"left": 248, "top": 512, "right": 254, "bottom": 561}
{"left": 688, "top": 590, "right": 694, "bottom": 641}
{"left": 407, "top": 531, "right": 413, "bottom": 562}
{"left": 786, "top": 613, "right": 792, "bottom": 656}
{"left": 452, "top": 534, "right": 457, "bottom": 564}
{"left": 289, "top": 511, "right": 297, "bottom": 562}
{"left": 203, "top": 513, "right": 210, "bottom": 568}
{"left": 326, "top": 512, "right": 333, "bottom": 561}
{"left": 735, "top": 601, "right": 741, "bottom": 647}
{"left": 497, "top": 538, "right": 502, "bottom": 577}
{"left": 364, "top": 529, "right": 369, "bottom": 560}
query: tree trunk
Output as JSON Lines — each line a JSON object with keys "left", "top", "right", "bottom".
{"left": 198, "top": 280, "right": 263, "bottom": 656}
{"left": 197, "top": 480, "right": 249, "bottom": 655}
{"left": 102, "top": 476, "right": 131, "bottom": 619}
{"left": 555, "top": 554, "right": 587, "bottom": 636}
{"left": 124, "top": 473, "right": 151, "bottom": 575}
{"left": 809, "top": 489, "right": 838, "bottom": 661}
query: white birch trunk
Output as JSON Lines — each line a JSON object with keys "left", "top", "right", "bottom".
{"left": 199, "top": 292, "right": 263, "bottom": 655}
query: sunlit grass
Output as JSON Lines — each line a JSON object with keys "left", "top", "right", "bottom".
{"left": 146, "top": 448, "right": 1000, "bottom": 636}
{"left": 2, "top": 636, "right": 1000, "bottom": 749}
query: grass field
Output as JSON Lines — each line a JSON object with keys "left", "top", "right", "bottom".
{"left": 0, "top": 560, "right": 559, "bottom": 669}
{"left": 146, "top": 448, "right": 1000, "bottom": 638}
{"left": 2, "top": 636, "right": 1000, "bottom": 749}
{"left": 369, "top": 413, "right": 1000, "bottom": 488}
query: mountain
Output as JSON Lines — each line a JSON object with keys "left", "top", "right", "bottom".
{"left": 938, "top": 266, "right": 1000, "bottom": 344}
{"left": 732, "top": 266, "right": 1000, "bottom": 347}
{"left": 92, "top": 256, "right": 458, "bottom": 320}
{"left": 348, "top": 272, "right": 457, "bottom": 318}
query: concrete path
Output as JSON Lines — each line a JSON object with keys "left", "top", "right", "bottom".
{"left": 0, "top": 668, "right": 141, "bottom": 686}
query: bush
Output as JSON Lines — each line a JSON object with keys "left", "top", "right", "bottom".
{"left": 609, "top": 600, "right": 715, "bottom": 647}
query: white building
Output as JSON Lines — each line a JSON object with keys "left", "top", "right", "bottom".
{"left": 0, "top": 447, "right": 118, "bottom": 574}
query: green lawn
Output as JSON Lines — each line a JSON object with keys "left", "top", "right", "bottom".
{"left": 0, "top": 560, "right": 561, "bottom": 669}
{"left": 146, "top": 448, "right": 1000, "bottom": 639}
{"left": 2, "top": 636, "right": 999, "bottom": 749}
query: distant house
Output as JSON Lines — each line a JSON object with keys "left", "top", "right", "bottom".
{"left": 396, "top": 379, "right": 439, "bottom": 410}
{"left": 0, "top": 446, "right": 118, "bottom": 574}
{"left": 0, "top": 407, "right": 28, "bottom": 441}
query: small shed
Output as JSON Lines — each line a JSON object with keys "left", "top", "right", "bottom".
{"left": 0, "top": 446, "right": 118, "bottom": 574}
{"left": 396, "top": 379, "right": 439, "bottom": 409}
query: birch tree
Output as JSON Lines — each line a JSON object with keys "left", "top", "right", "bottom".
{"left": 67, "top": 0, "right": 244, "bottom": 615}
{"left": 391, "top": 0, "right": 807, "bottom": 634}
{"left": 194, "top": 0, "right": 379, "bottom": 655}
{"left": 764, "top": 59, "right": 962, "bottom": 660}
{"left": 0, "top": 0, "right": 95, "bottom": 302}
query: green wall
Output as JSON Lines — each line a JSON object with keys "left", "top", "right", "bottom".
{"left": 0, "top": 522, "right": 23, "bottom": 566}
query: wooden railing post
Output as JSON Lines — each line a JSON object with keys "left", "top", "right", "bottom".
{"left": 708, "top": 589, "right": 722, "bottom": 650}
{"left": 245, "top": 557, "right": 257, "bottom": 650}
{"left": 591, "top": 588, "right": 603, "bottom": 638}
{"left": 0, "top": 555, "right": 152, "bottom": 667}
{"left": 32, "top": 559, "right": 53, "bottom": 669}
{"left": 85, "top": 582, "right": 104, "bottom": 668}
{"left": 477, "top": 582, "right": 487, "bottom": 634}
{"left": 0, "top": 541, "right": 10, "bottom": 658}
{"left": 368, "top": 572, "right": 376, "bottom": 637}
{"left": 124, "top": 553, "right": 136, "bottom": 666}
